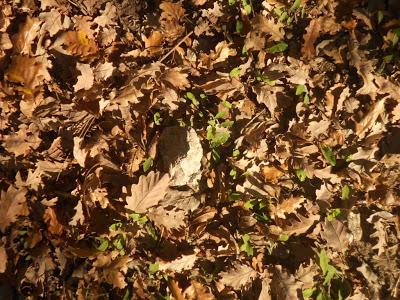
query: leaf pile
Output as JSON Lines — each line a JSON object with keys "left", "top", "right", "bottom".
{"left": 0, "top": 0, "right": 400, "bottom": 299}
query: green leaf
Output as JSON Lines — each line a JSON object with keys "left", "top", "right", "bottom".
{"left": 377, "top": 10, "right": 384, "bottom": 24}
{"left": 229, "top": 169, "right": 238, "bottom": 179}
{"left": 323, "top": 265, "right": 339, "bottom": 285}
{"left": 303, "top": 94, "right": 310, "bottom": 104}
{"left": 265, "top": 41, "right": 288, "bottom": 53}
{"left": 240, "top": 234, "right": 254, "bottom": 256}
{"left": 383, "top": 54, "right": 393, "bottom": 63}
{"left": 113, "top": 236, "right": 125, "bottom": 251}
{"left": 149, "top": 263, "right": 159, "bottom": 273}
{"left": 244, "top": 199, "right": 256, "bottom": 209}
{"left": 143, "top": 157, "right": 153, "bottom": 172}
{"left": 295, "top": 169, "right": 307, "bottom": 182}
{"left": 232, "top": 149, "right": 240, "bottom": 158}
{"left": 321, "top": 146, "right": 336, "bottom": 166}
{"left": 154, "top": 112, "right": 162, "bottom": 125}
{"left": 303, "top": 288, "right": 316, "bottom": 298}
{"left": 341, "top": 185, "right": 350, "bottom": 200}
{"left": 221, "top": 120, "right": 234, "bottom": 128}
{"left": 96, "top": 237, "right": 109, "bottom": 252}
{"left": 229, "top": 67, "right": 241, "bottom": 78}
{"left": 229, "top": 0, "right": 236, "bottom": 5}
{"left": 130, "top": 213, "right": 148, "bottom": 224}
{"left": 319, "top": 249, "right": 329, "bottom": 275}
{"left": 296, "top": 84, "right": 307, "bottom": 95}
{"left": 236, "top": 20, "right": 243, "bottom": 34}
{"left": 278, "top": 234, "right": 289, "bottom": 242}
{"left": 290, "top": 0, "right": 301, "bottom": 11}
{"left": 222, "top": 100, "right": 232, "bottom": 108}
{"left": 327, "top": 208, "right": 341, "bottom": 221}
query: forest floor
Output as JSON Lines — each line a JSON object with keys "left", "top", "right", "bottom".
{"left": 0, "top": 0, "right": 400, "bottom": 299}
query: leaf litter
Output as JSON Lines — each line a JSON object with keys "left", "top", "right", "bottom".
{"left": 0, "top": 0, "right": 400, "bottom": 299}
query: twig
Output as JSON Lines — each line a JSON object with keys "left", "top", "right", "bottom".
{"left": 159, "top": 30, "right": 194, "bottom": 63}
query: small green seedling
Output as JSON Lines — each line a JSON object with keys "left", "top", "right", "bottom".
{"left": 321, "top": 145, "right": 336, "bottom": 166}
{"left": 265, "top": 41, "right": 288, "bottom": 53}
{"left": 341, "top": 185, "right": 350, "bottom": 200}
{"left": 296, "top": 84, "right": 310, "bottom": 104}
{"left": 327, "top": 208, "right": 342, "bottom": 221}
{"left": 143, "top": 157, "right": 153, "bottom": 172}
{"left": 240, "top": 234, "right": 254, "bottom": 256}
{"left": 295, "top": 169, "right": 308, "bottom": 182}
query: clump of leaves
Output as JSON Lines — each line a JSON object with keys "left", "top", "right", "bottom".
{"left": 303, "top": 250, "right": 350, "bottom": 299}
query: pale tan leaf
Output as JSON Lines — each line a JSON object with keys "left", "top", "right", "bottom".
{"left": 95, "top": 61, "right": 114, "bottom": 81}
{"left": 12, "top": 16, "right": 41, "bottom": 54}
{"left": 184, "top": 280, "right": 215, "bottom": 300}
{"left": 0, "top": 244, "right": 7, "bottom": 273}
{"left": 0, "top": 186, "right": 28, "bottom": 232}
{"left": 74, "top": 63, "right": 94, "bottom": 91}
{"left": 162, "top": 68, "right": 190, "bottom": 89}
{"left": 270, "top": 197, "right": 305, "bottom": 219}
{"left": 219, "top": 263, "right": 257, "bottom": 290}
{"left": 148, "top": 206, "right": 186, "bottom": 232}
{"left": 39, "top": 9, "right": 64, "bottom": 37}
{"left": 52, "top": 30, "right": 98, "bottom": 57}
{"left": 158, "top": 254, "right": 198, "bottom": 272}
{"left": 272, "top": 265, "right": 302, "bottom": 300}
{"left": 301, "top": 19, "right": 321, "bottom": 59}
{"left": 355, "top": 99, "right": 385, "bottom": 137}
{"left": 321, "top": 219, "right": 353, "bottom": 252}
{"left": 43, "top": 207, "right": 64, "bottom": 235}
{"left": 2, "top": 124, "right": 41, "bottom": 157}
{"left": 69, "top": 200, "right": 85, "bottom": 226}
{"left": 252, "top": 14, "right": 284, "bottom": 41}
{"left": 125, "top": 171, "right": 170, "bottom": 213}
{"left": 142, "top": 30, "right": 164, "bottom": 57}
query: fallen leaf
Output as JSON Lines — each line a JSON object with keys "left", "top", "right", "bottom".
{"left": 219, "top": 263, "right": 258, "bottom": 290}
{"left": 158, "top": 254, "right": 198, "bottom": 272}
{"left": 0, "top": 243, "right": 7, "bottom": 273}
{"left": 74, "top": 63, "right": 94, "bottom": 91}
{"left": 12, "top": 16, "right": 41, "bottom": 54}
{"left": 321, "top": 219, "right": 353, "bottom": 252}
{"left": 125, "top": 171, "right": 170, "bottom": 213}
{"left": 0, "top": 186, "right": 28, "bottom": 232}
{"left": 302, "top": 19, "right": 321, "bottom": 59}
{"left": 43, "top": 207, "right": 64, "bottom": 235}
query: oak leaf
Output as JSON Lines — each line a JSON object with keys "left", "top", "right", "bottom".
{"left": 125, "top": 171, "right": 170, "bottom": 213}
{"left": 158, "top": 254, "right": 198, "bottom": 272}
{"left": 184, "top": 280, "right": 215, "bottom": 300}
{"left": 43, "top": 207, "right": 64, "bottom": 235}
{"left": 148, "top": 206, "right": 186, "bottom": 234}
{"left": 0, "top": 186, "right": 28, "bottom": 232}
{"left": 53, "top": 30, "right": 98, "bottom": 57}
{"left": 74, "top": 63, "right": 94, "bottom": 91}
{"left": 2, "top": 124, "right": 42, "bottom": 157}
{"left": 12, "top": 16, "right": 41, "bottom": 54}
{"left": 321, "top": 219, "right": 353, "bottom": 252}
{"left": 219, "top": 263, "right": 257, "bottom": 290}
{"left": 5, "top": 55, "right": 50, "bottom": 92}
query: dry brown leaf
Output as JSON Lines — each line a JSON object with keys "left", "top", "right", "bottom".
{"left": 219, "top": 263, "right": 258, "bottom": 290}
{"left": 2, "top": 124, "right": 42, "bottom": 157}
{"left": 12, "top": 16, "right": 41, "bottom": 54}
{"left": 43, "top": 207, "right": 64, "bottom": 235}
{"left": 162, "top": 68, "right": 190, "bottom": 89}
{"left": 302, "top": 19, "right": 321, "bottom": 59}
{"left": 74, "top": 63, "right": 94, "bottom": 91}
{"left": 251, "top": 14, "right": 284, "bottom": 41}
{"left": 158, "top": 254, "right": 197, "bottom": 273}
{"left": 184, "top": 280, "right": 215, "bottom": 300}
{"left": 321, "top": 219, "right": 353, "bottom": 252}
{"left": 94, "top": 61, "right": 114, "bottom": 81}
{"left": 53, "top": 30, "right": 98, "bottom": 57}
{"left": 191, "top": 0, "right": 207, "bottom": 5}
{"left": 69, "top": 200, "right": 85, "bottom": 226}
{"left": 142, "top": 30, "right": 164, "bottom": 57}
{"left": 148, "top": 206, "right": 186, "bottom": 234}
{"left": 0, "top": 243, "right": 7, "bottom": 273}
{"left": 159, "top": 1, "right": 185, "bottom": 41}
{"left": 39, "top": 9, "right": 64, "bottom": 37}
{"left": 5, "top": 55, "right": 50, "bottom": 92}
{"left": 0, "top": 186, "right": 29, "bottom": 232}
{"left": 125, "top": 171, "right": 170, "bottom": 213}
{"left": 261, "top": 166, "right": 284, "bottom": 184}
{"left": 270, "top": 197, "right": 305, "bottom": 219}
{"left": 271, "top": 265, "right": 303, "bottom": 300}
{"left": 94, "top": 2, "right": 117, "bottom": 27}
{"left": 355, "top": 99, "right": 385, "bottom": 137}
